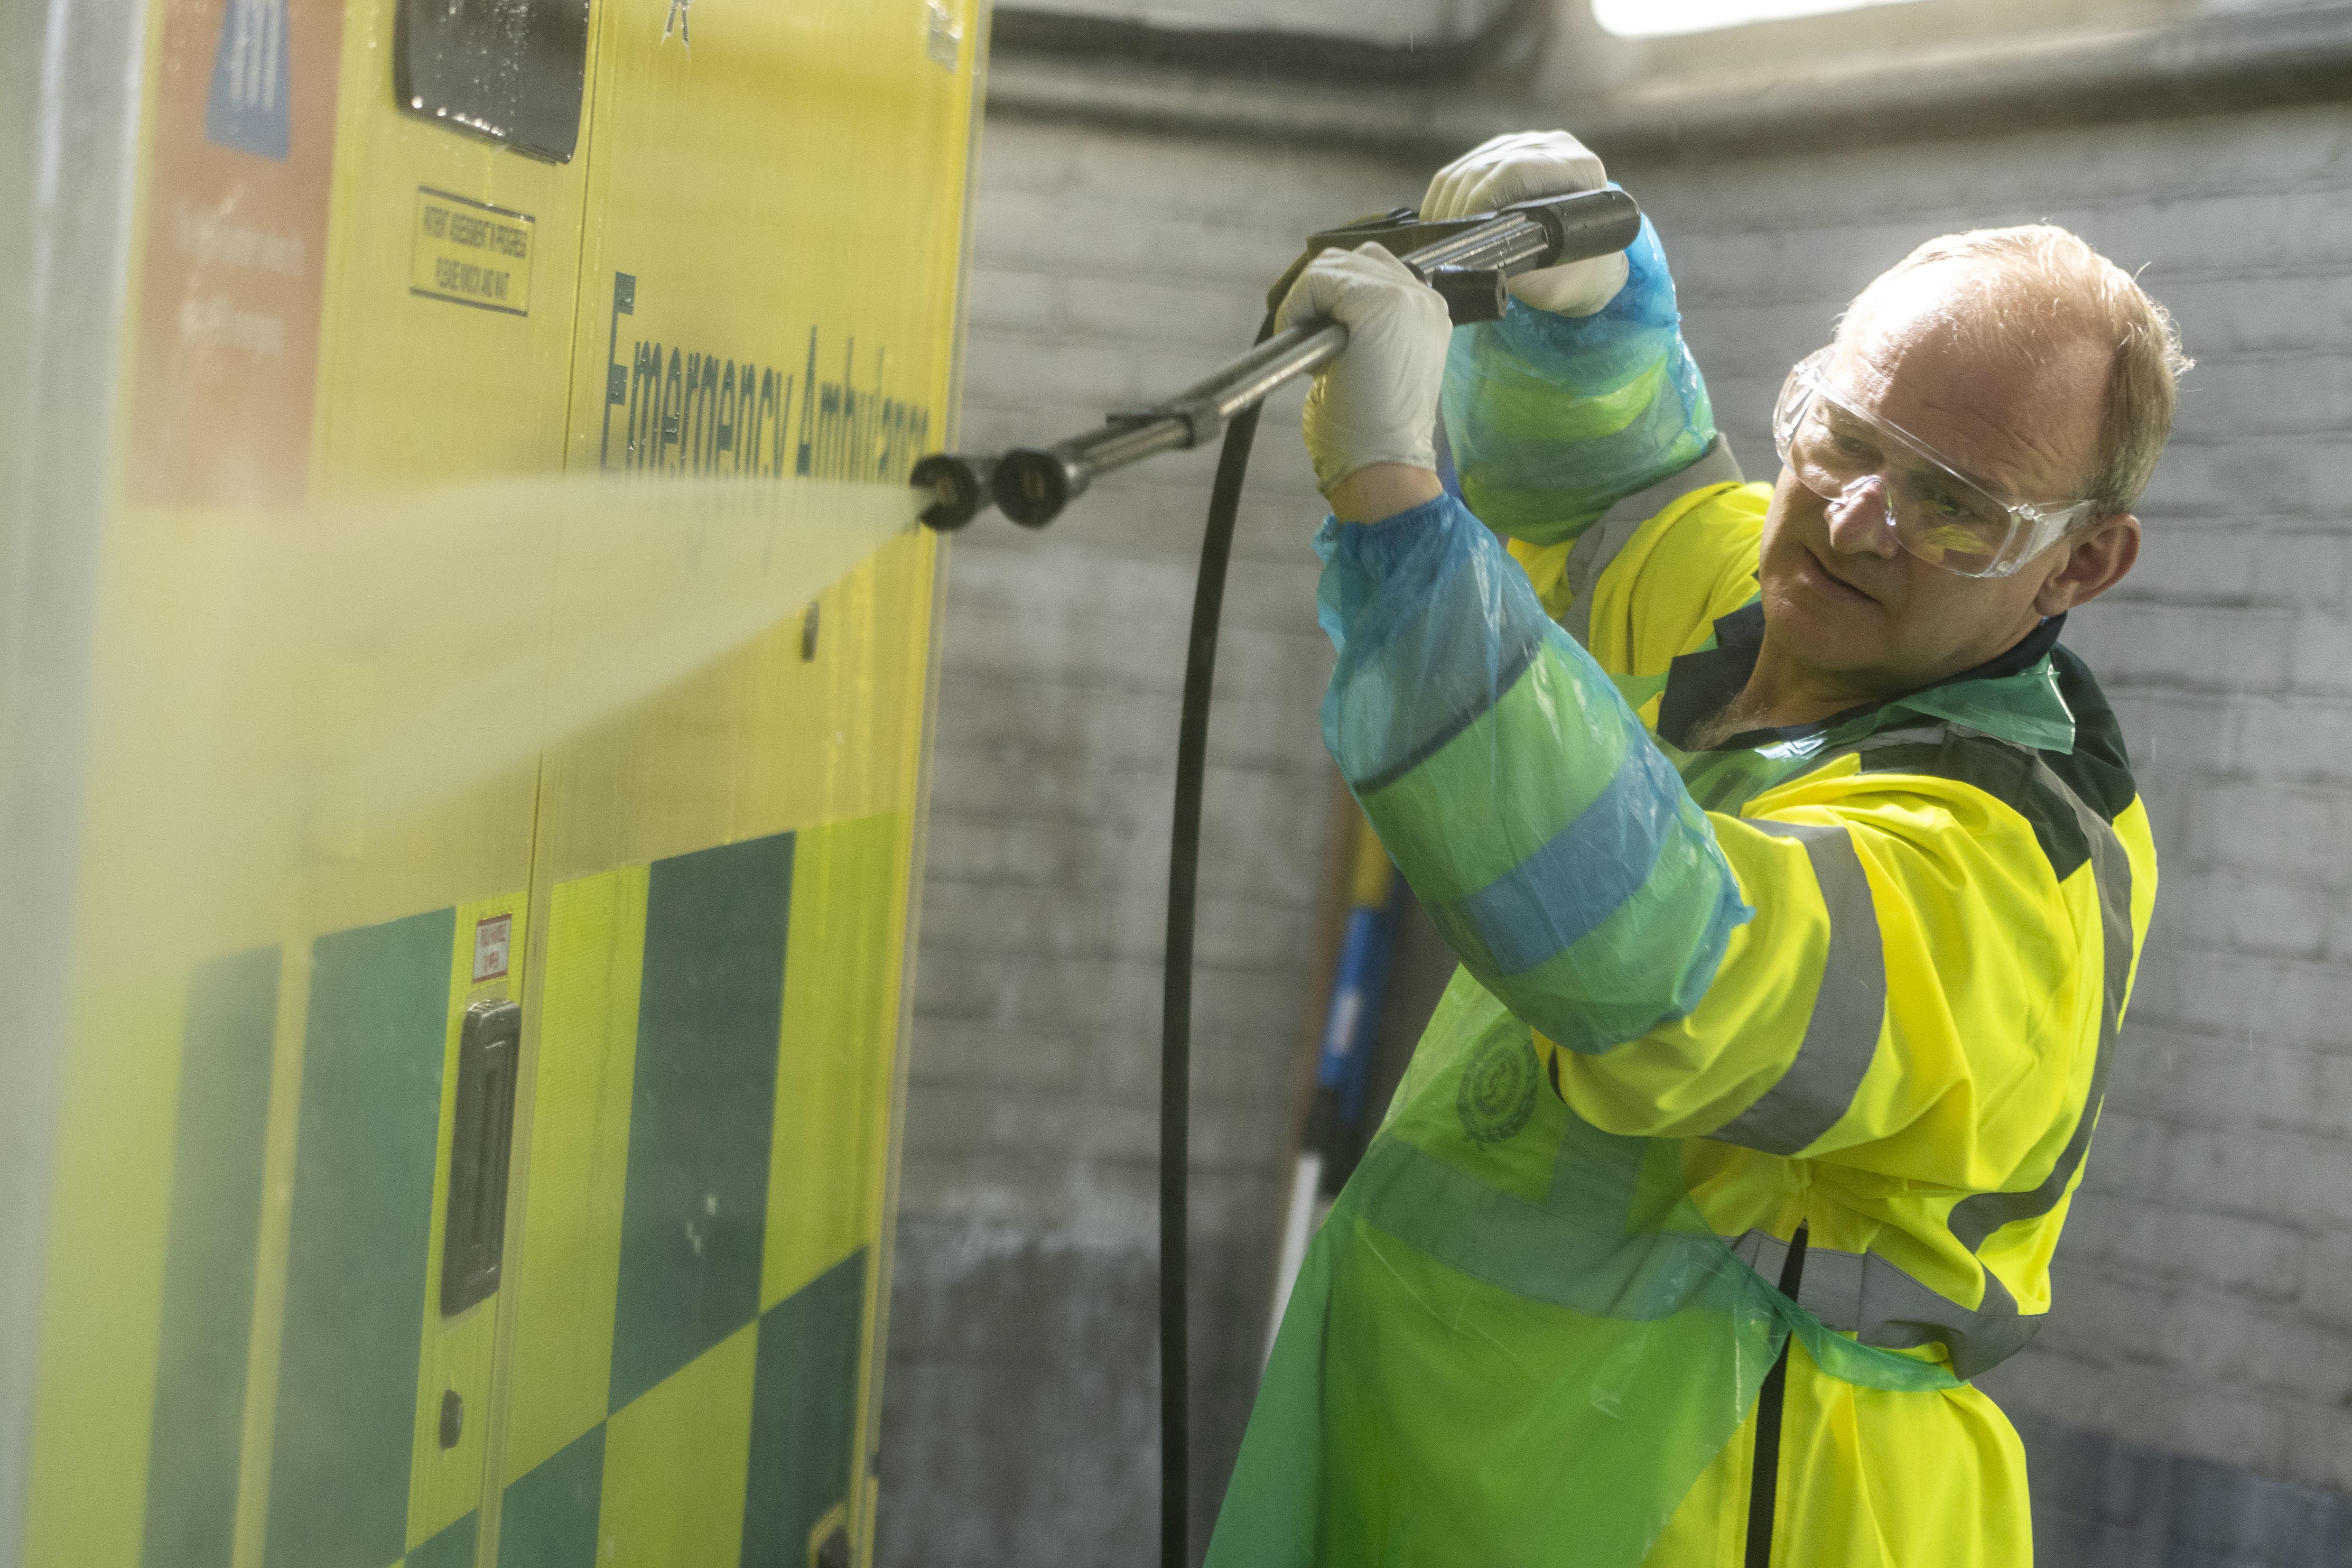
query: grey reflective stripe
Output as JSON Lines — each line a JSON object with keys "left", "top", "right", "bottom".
{"left": 1945, "top": 760, "right": 2135, "bottom": 1251}
{"left": 1722, "top": 1229, "right": 2044, "bottom": 1381}
{"left": 1828, "top": 724, "right": 1957, "bottom": 757}
{"left": 1794, "top": 724, "right": 1962, "bottom": 782}
{"left": 1710, "top": 819, "right": 1887, "bottom": 1156}
{"left": 1704, "top": 739, "right": 2135, "bottom": 1382}
{"left": 1723, "top": 1227, "right": 1790, "bottom": 1281}
{"left": 1789, "top": 728, "right": 2135, "bottom": 1249}
{"left": 1559, "top": 515, "right": 1646, "bottom": 649}
{"left": 1561, "top": 433, "right": 1745, "bottom": 647}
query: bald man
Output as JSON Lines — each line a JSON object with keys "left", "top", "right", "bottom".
{"left": 1208, "top": 132, "right": 2189, "bottom": 1568}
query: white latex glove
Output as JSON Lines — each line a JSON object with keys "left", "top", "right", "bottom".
{"left": 1277, "top": 242, "right": 1452, "bottom": 495}
{"left": 1422, "top": 130, "right": 1628, "bottom": 317}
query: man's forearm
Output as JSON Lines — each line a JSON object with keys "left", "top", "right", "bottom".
{"left": 1318, "top": 491, "right": 1750, "bottom": 1053}
{"left": 1326, "top": 463, "right": 1443, "bottom": 525}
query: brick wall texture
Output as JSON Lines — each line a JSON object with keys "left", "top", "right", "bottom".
{"left": 878, "top": 91, "right": 2352, "bottom": 1568}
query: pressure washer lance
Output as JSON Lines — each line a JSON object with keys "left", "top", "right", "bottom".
{"left": 911, "top": 186, "right": 1642, "bottom": 530}
{"left": 908, "top": 185, "right": 1645, "bottom": 1568}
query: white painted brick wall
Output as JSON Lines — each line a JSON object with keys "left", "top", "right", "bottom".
{"left": 1620, "top": 100, "right": 2352, "bottom": 1497}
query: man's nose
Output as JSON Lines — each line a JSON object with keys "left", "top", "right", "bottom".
{"left": 1823, "top": 475, "right": 1901, "bottom": 557}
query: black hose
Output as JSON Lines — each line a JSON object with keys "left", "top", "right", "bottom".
{"left": 1162, "top": 310, "right": 1277, "bottom": 1568}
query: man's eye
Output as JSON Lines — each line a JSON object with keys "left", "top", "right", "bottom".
{"left": 1829, "top": 432, "right": 1876, "bottom": 461}
{"left": 1914, "top": 520, "right": 1989, "bottom": 552}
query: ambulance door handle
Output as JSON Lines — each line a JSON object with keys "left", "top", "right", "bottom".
{"left": 442, "top": 999, "right": 521, "bottom": 1317}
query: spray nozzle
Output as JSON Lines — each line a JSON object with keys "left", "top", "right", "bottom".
{"left": 912, "top": 452, "right": 997, "bottom": 530}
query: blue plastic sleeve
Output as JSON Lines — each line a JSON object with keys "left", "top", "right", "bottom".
{"left": 1315, "top": 493, "right": 1750, "bottom": 1051}
{"left": 1439, "top": 210, "right": 1718, "bottom": 547}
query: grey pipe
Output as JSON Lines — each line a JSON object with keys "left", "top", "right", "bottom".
{"left": 989, "top": 0, "right": 1547, "bottom": 84}
{"left": 985, "top": 2, "right": 2352, "bottom": 164}
{"left": 1576, "top": 3, "right": 2352, "bottom": 163}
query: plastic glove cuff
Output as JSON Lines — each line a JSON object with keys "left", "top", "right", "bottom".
{"left": 1313, "top": 441, "right": 1440, "bottom": 496}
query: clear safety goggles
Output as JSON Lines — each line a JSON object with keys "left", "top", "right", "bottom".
{"left": 1771, "top": 348, "right": 2101, "bottom": 579}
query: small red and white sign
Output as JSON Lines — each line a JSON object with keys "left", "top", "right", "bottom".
{"left": 472, "top": 914, "right": 512, "bottom": 983}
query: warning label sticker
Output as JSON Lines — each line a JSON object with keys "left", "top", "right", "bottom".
{"left": 473, "top": 914, "right": 513, "bottom": 983}
{"left": 410, "top": 187, "right": 534, "bottom": 315}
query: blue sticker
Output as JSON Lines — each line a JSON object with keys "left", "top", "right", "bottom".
{"left": 206, "top": 0, "right": 292, "bottom": 160}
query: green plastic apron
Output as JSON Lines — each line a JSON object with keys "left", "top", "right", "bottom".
{"left": 1207, "top": 971, "right": 1958, "bottom": 1568}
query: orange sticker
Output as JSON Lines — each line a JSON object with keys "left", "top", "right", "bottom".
{"left": 126, "top": 0, "right": 343, "bottom": 509}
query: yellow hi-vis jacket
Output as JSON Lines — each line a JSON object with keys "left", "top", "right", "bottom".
{"left": 1507, "top": 459, "right": 2156, "bottom": 1564}
{"left": 1208, "top": 469, "right": 2153, "bottom": 1568}
{"left": 1209, "top": 219, "right": 2153, "bottom": 1568}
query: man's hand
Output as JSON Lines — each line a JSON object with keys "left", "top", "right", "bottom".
{"left": 1277, "top": 242, "right": 1451, "bottom": 509}
{"left": 1422, "top": 130, "right": 1628, "bottom": 317}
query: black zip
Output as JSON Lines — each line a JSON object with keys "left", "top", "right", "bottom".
{"left": 1745, "top": 1223, "right": 1809, "bottom": 1568}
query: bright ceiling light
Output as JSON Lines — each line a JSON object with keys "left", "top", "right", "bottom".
{"left": 1592, "top": 0, "right": 1929, "bottom": 38}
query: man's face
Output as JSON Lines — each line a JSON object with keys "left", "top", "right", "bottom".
{"left": 1756, "top": 269, "right": 2122, "bottom": 703}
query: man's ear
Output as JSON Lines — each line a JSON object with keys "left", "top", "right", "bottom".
{"left": 2036, "top": 514, "right": 2140, "bottom": 616}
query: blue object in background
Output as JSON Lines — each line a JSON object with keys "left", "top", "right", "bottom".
{"left": 207, "top": 0, "right": 293, "bottom": 160}
{"left": 1311, "top": 890, "right": 1402, "bottom": 1169}
{"left": 1266, "top": 810, "right": 1404, "bottom": 1361}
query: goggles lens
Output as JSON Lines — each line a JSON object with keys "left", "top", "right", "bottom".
{"left": 1771, "top": 349, "right": 2093, "bottom": 579}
